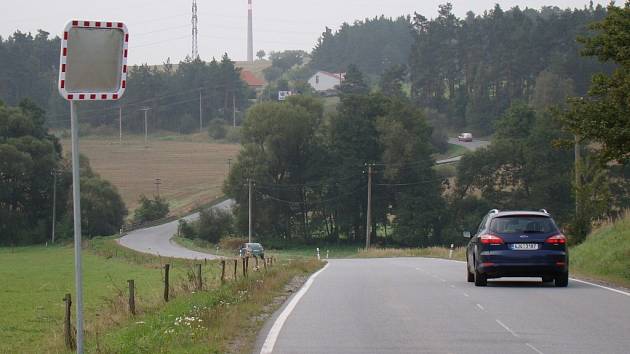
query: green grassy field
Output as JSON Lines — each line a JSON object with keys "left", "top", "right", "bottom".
{"left": 0, "top": 240, "right": 212, "bottom": 353}
{"left": 570, "top": 212, "right": 630, "bottom": 288}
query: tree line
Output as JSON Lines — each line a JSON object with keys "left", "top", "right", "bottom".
{"left": 0, "top": 99, "right": 127, "bottom": 245}
{"left": 0, "top": 30, "right": 251, "bottom": 133}
{"left": 409, "top": 3, "right": 614, "bottom": 135}
{"left": 224, "top": 72, "right": 448, "bottom": 247}
{"left": 221, "top": 2, "right": 629, "bottom": 247}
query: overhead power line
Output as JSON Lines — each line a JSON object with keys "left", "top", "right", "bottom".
{"left": 255, "top": 184, "right": 367, "bottom": 206}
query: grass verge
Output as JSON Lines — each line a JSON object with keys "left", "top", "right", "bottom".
{"left": 355, "top": 247, "right": 466, "bottom": 261}
{"left": 570, "top": 212, "right": 630, "bottom": 289}
{"left": 175, "top": 240, "right": 467, "bottom": 262}
{"left": 92, "top": 258, "right": 323, "bottom": 353}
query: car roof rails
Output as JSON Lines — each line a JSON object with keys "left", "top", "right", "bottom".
{"left": 539, "top": 209, "right": 549, "bottom": 214}
{"left": 489, "top": 209, "right": 500, "bottom": 214}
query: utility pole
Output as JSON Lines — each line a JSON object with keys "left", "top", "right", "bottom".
{"left": 575, "top": 134, "right": 581, "bottom": 215}
{"left": 119, "top": 106, "right": 122, "bottom": 144}
{"left": 365, "top": 164, "right": 374, "bottom": 250}
{"left": 141, "top": 107, "right": 151, "bottom": 147}
{"left": 248, "top": 179, "right": 253, "bottom": 243}
{"left": 154, "top": 178, "right": 162, "bottom": 198}
{"left": 199, "top": 89, "right": 203, "bottom": 134}
{"left": 233, "top": 93, "right": 237, "bottom": 127}
{"left": 51, "top": 169, "right": 57, "bottom": 244}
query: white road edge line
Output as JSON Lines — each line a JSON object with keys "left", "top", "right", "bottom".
{"left": 260, "top": 263, "right": 330, "bottom": 354}
{"left": 442, "top": 258, "right": 630, "bottom": 298}
{"left": 496, "top": 319, "right": 519, "bottom": 338}
{"left": 570, "top": 278, "right": 630, "bottom": 297}
{"left": 526, "top": 342, "right": 545, "bottom": 354}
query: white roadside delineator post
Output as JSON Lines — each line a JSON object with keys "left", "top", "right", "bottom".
{"left": 316, "top": 248, "right": 320, "bottom": 260}
{"left": 449, "top": 244, "right": 454, "bottom": 259}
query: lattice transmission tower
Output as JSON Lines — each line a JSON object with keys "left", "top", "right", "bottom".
{"left": 192, "top": 0, "right": 198, "bottom": 59}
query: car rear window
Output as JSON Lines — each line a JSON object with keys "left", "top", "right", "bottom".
{"left": 490, "top": 216, "right": 557, "bottom": 234}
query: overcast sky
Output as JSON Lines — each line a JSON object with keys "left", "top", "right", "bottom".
{"left": 1, "top": 0, "right": 608, "bottom": 65}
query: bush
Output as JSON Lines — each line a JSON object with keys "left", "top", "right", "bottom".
{"left": 178, "top": 219, "right": 197, "bottom": 239}
{"left": 81, "top": 176, "right": 127, "bottom": 237}
{"left": 219, "top": 237, "right": 248, "bottom": 251}
{"left": 208, "top": 119, "right": 227, "bottom": 139}
{"left": 197, "top": 208, "right": 234, "bottom": 243}
{"left": 133, "top": 195, "right": 169, "bottom": 223}
{"left": 225, "top": 127, "right": 241, "bottom": 143}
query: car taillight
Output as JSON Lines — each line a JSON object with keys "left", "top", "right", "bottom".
{"left": 546, "top": 234, "right": 567, "bottom": 245}
{"left": 479, "top": 234, "right": 504, "bottom": 245}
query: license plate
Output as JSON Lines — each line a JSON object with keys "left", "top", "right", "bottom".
{"left": 511, "top": 243, "right": 539, "bottom": 250}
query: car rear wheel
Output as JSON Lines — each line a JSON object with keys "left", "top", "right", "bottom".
{"left": 474, "top": 268, "right": 487, "bottom": 287}
{"left": 555, "top": 272, "right": 569, "bottom": 287}
{"left": 467, "top": 265, "right": 474, "bottom": 282}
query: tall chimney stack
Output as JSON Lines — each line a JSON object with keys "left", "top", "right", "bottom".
{"left": 247, "top": 0, "right": 253, "bottom": 63}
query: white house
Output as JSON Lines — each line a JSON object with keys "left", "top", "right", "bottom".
{"left": 308, "top": 71, "right": 345, "bottom": 92}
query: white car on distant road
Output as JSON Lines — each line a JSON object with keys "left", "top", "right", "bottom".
{"left": 458, "top": 132, "right": 473, "bottom": 142}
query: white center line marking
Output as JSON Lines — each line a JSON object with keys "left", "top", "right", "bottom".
{"left": 449, "top": 284, "right": 456, "bottom": 289}
{"left": 526, "top": 343, "right": 544, "bottom": 354}
{"left": 476, "top": 303, "right": 485, "bottom": 311}
{"left": 260, "top": 263, "right": 329, "bottom": 354}
{"left": 462, "top": 292, "right": 470, "bottom": 297}
{"left": 496, "top": 319, "right": 519, "bottom": 338}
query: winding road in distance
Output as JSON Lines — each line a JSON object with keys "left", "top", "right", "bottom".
{"left": 436, "top": 137, "right": 491, "bottom": 165}
{"left": 117, "top": 199, "right": 234, "bottom": 259}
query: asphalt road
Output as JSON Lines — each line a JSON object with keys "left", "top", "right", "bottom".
{"left": 436, "top": 138, "right": 490, "bottom": 165}
{"left": 117, "top": 199, "right": 234, "bottom": 259}
{"left": 256, "top": 257, "right": 630, "bottom": 354}
{"left": 448, "top": 137, "right": 490, "bottom": 152}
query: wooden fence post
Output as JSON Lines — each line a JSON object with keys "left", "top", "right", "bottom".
{"left": 263, "top": 256, "right": 268, "bottom": 271}
{"left": 164, "top": 264, "right": 170, "bottom": 302}
{"left": 196, "top": 264, "right": 202, "bottom": 291}
{"left": 63, "top": 293, "right": 74, "bottom": 350}
{"left": 255, "top": 256, "right": 259, "bottom": 270}
{"left": 220, "top": 260, "right": 226, "bottom": 284}
{"left": 127, "top": 280, "right": 136, "bottom": 315}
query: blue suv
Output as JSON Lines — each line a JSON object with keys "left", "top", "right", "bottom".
{"left": 465, "top": 209, "right": 569, "bottom": 287}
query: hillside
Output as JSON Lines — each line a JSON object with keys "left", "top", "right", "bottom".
{"left": 571, "top": 212, "right": 630, "bottom": 288}
{"left": 61, "top": 135, "right": 239, "bottom": 216}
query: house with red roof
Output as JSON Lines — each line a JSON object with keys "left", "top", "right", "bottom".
{"left": 240, "top": 70, "right": 266, "bottom": 93}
